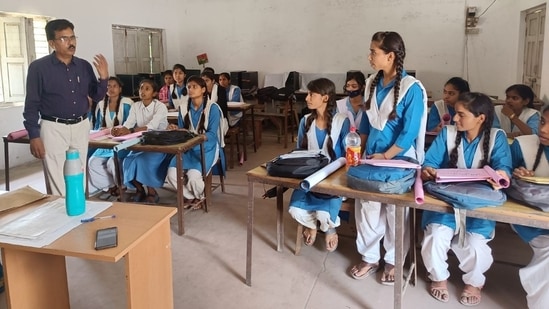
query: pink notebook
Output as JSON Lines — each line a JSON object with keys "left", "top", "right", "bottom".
{"left": 89, "top": 128, "right": 111, "bottom": 140}
{"left": 436, "top": 166, "right": 509, "bottom": 188}
{"left": 359, "top": 159, "right": 421, "bottom": 169}
{"left": 109, "top": 131, "right": 144, "bottom": 142}
{"left": 7, "top": 129, "right": 28, "bottom": 141}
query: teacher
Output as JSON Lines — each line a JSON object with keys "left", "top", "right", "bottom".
{"left": 23, "top": 19, "right": 108, "bottom": 196}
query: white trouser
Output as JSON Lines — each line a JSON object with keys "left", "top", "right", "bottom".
{"left": 421, "top": 223, "right": 493, "bottom": 287}
{"left": 288, "top": 207, "right": 340, "bottom": 232}
{"left": 166, "top": 168, "right": 204, "bottom": 200}
{"left": 41, "top": 119, "right": 89, "bottom": 196}
{"left": 355, "top": 199, "right": 409, "bottom": 265}
{"left": 520, "top": 234, "right": 549, "bottom": 309}
{"left": 88, "top": 156, "right": 118, "bottom": 193}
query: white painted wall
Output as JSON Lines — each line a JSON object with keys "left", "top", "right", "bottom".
{"left": 1, "top": 0, "right": 548, "bottom": 170}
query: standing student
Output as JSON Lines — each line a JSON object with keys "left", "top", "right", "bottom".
{"left": 23, "top": 19, "right": 108, "bottom": 196}
{"left": 165, "top": 76, "right": 224, "bottom": 206}
{"left": 88, "top": 77, "right": 133, "bottom": 198}
{"left": 288, "top": 78, "right": 350, "bottom": 252}
{"left": 350, "top": 31, "right": 427, "bottom": 284}
{"left": 420, "top": 92, "right": 512, "bottom": 306}
{"left": 336, "top": 71, "right": 367, "bottom": 130}
{"left": 169, "top": 64, "right": 188, "bottom": 110}
{"left": 510, "top": 105, "right": 549, "bottom": 309}
{"left": 116, "top": 79, "right": 169, "bottom": 203}
{"left": 158, "top": 70, "right": 174, "bottom": 106}
{"left": 219, "top": 72, "right": 244, "bottom": 127}
{"left": 426, "top": 77, "right": 470, "bottom": 132}
{"left": 494, "top": 84, "right": 540, "bottom": 138}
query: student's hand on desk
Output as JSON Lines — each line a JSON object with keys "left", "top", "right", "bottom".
{"left": 29, "top": 137, "right": 45, "bottom": 159}
{"left": 366, "top": 153, "right": 385, "bottom": 160}
{"left": 167, "top": 124, "right": 179, "bottom": 130}
{"left": 513, "top": 166, "right": 534, "bottom": 178}
{"left": 421, "top": 167, "right": 436, "bottom": 181}
{"left": 487, "top": 170, "right": 510, "bottom": 190}
{"left": 111, "top": 126, "right": 130, "bottom": 136}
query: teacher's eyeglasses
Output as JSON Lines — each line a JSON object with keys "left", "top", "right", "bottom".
{"left": 55, "top": 35, "right": 77, "bottom": 43}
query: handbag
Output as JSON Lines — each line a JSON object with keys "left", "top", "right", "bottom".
{"left": 141, "top": 130, "right": 197, "bottom": 145}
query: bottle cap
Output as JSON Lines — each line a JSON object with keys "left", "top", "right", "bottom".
{"left": 350, "top": 126, "right": 356, "bottom": 132}
{"left": 66, "top": 148, "right": 80, "bottom": 160}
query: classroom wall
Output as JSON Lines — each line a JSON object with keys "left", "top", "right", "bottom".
{"left": 0, "top": 0, "right": 547, "bottom": 170}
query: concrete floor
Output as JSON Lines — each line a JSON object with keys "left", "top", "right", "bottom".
{"left": 0, "top": 129, "right": 532, "bottom": 308}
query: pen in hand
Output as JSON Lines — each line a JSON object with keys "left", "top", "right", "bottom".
{"left": 81, "top": 215, "right": 116, "bottom": 223}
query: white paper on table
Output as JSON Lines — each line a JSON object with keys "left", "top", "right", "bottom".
{"left": 0, "top": 199, "right": 112, "bottom": 248}
{"left": 113, "top": 137, "right": 142, "bottom": 152}
{"left": 167, "top": 111, "right": 179, "bottom": 117}
{"left": 414, "top": 169, "right": 424, "bottom": 204}
{"left": 278, "top": 150, "right": 322, "bottom": 159}
{"left": 299, "top": 157, "right": 346, "bottom": 191}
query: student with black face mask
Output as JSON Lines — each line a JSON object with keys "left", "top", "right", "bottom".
{"left": 336, "top": 71, "right": 367, "bottom": 130}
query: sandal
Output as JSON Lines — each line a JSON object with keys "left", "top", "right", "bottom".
{"left": 325, "top": 230, "right": 338, "bottom": 252}
{"left": 108, "top": 186, "right": 120, "bottom": 197}
{"left": 349, "top": 261, "right": 379, "bottom": 280}
{"left": 381, "top": 264, "right": 395, "bottom": 286}
{"left": 303, "top": 227, "right": 317, "bottom": 246}
{"left": 132, "top": 189, "right": 146, "bottom": 203}
{"left": 191, "top": 198, "right": 204, "bottom": 210}
{"left": 460, "top": 284, "right": 482, "bottom": 306}
{"left": 145, "top": 192, "right": 160, "bottom": 204}
{"left": 429, "top": 280, "right": 449, "bottom": 303}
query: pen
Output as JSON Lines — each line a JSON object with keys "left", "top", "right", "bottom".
{"left": 81, "top": 215, "right": 116, "bottom": 223}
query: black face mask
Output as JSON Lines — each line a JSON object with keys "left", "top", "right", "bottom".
{"left": 347, "top": 89, "right": 362, "bottom": 98}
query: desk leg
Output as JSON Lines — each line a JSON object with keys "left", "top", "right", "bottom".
{"left": 125, "top": 219, "right": 174, "bottom": 309}
{"left": 241, "top": 112, "right": 248, "bottom": 161}
{"left": 1, "top": 248, "right": 70, "bottom": 309}
{"left": 176, "top": 153, "right": 184, "bottom": 236}
{"left": 200, "top": 143, "right": 209, "bottom": 212}
{"left": 114, "top": 151, "right": 125, "bottom": 202}
{"left": 246, "top": 180, "right": 254, "bottom": 286}
{"left": 276, "top": 185, "right": 284, "bottom": 252}
{"left": 251, "top": 108, "right": 257, "bottom": 152}
{"left": 3, "top": 138, "right": 9, "bottom": 191}
{"left": 394, "top": 206, "right": 405, "bottom": 309}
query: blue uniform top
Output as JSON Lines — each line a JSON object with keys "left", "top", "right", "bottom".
{"left": 426, "top": 104, "right": 455, "bottom": 132}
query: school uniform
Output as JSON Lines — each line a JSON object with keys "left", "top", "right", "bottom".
{"left": 88, "top": 97, "right": 133, "bottom": 193}
{"left": 165, "top": 100, "right": 224, "bottom": 199}
{"left": 122, "top": 99, "right": 169, "bottom": 189}
{"left": 227, "top": 85, "right": 244, "bottom": 127}
{"left": 288, "top": 113, "right": 350, "bottom": 231}
{"left": 355, "top": 71, "right": 427, "bottom": 266}
{"left": 336, "top": 97, "right": 365, "bottom": 130}
{"left": 421, "top": 126, "right": 512, "bottom": 288}
{"left": 510, "top": 135, "right": 549, "bottom": 309}
{"left": 494, "top": 105, "right": 540, "bottom": 135}
{"left": 426, "top": 100, "right": 456, "bottom": 132}
{"left": 169, "top": 83, "right": 188, "bottom": 110}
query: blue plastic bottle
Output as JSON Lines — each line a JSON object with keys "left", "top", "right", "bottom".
{"left": 63, "top": 148, "right": 85, "bottom": 216}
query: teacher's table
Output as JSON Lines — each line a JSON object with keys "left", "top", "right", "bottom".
{"left": 0, "top": 200, "right": 177, "bottom": 309}
{"left": 89, "top": 135, "right": 206, "bottom": 235}
{"left": 246, "top": 166, "right": 549, "bottom": 309}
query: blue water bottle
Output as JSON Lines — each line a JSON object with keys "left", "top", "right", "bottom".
{"left": 64, "top": 148, "right": 85, "bottom": 216}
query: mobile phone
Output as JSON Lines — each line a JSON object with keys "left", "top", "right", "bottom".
{"left": 94, "top": 227, "right": 118, "bottom": 250}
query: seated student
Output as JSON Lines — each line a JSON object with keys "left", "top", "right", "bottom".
{"left": 158, "top": 70, "right": 174, "bottom": 106}
{"left": 426, "top": 77, "right": 470, "bottom": 133}
{"left": 169, "top": 64, "right": 188, "bottom": 110}
{"left": 420, "top": 92, "right": 512, "bottom": 306}
{"left": 335, "top": 71, "right": 366, "bottom": 130}
{"left": 493, "top": 84, "right": 540, "bottom": 138}
{"left": 88, "top": 77, "right": 133, "bottom": 198}
{"left": 510, "top": 104, "right": 549, "bottom": 309}
{"left": 115, "top": 79, "right": 169, "bottom": 204}
{"left": 288, "top": 78, "right": 350, "bottom": 252}
{"left": 165, "top": 76, "right": 224, "bottom": 207}
{"left": 201, "top": 71, "right": 228, "bottom": 120}
{"left": 219, "top": 72, "right": 244, "bottom": 127}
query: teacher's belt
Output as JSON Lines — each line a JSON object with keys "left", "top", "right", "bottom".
{"left": 41, "top": 113, "right": 87, "bottom": 125}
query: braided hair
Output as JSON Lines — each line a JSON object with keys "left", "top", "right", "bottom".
{"left": 184, "top": 76, "right": 208, "bottom": 134}
{"left": 448, "top": 92, "right": 495, "bottom": 168}
{"left": 101, "top": 76, "right": 123, "bottom": 128}
{"left": 532, "top": 105, "right": 549, "bottom": 171}
{"left": 300, "top": 78, "right": 337, "bottom": 161}
{"left": 364, "top": 31, "right": 406, "bottom": 120}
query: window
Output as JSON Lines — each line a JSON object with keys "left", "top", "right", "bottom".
{"left": 112, "top": 25, "right": 164, "bottom": 74}
{"left": 0, "top": 13, "right": 50, "bottom": 104}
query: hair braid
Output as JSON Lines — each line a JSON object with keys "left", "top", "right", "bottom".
{"left": 300, "top": 111, "right": 316, "bottom": 149}
{"left": 184, "top": 98, "right": 191, "bottom": 130}
{"left": 364, "top": 71, "right": 382, "bottom": 110}
{"left": 101, "top": 97, "right": 109, "bottom": 128}
{"left": 197, "top": 96, "right": 208, "bottom": 134}
{"left": 325, "top": 110, "right": 336, "bottom": 161}
{"left": 532, "top": 143, "right": 544, "bottom": 172}
{"left": 113, "top": 96, "right": 121, "bottom": 127}
{"left": 448, "top": 131, "right": 461, "bottom": 168}
{"left": 480, "top": 126, "right": 491, "bottom": 167}
{"left": 390, "top": 55, "right": 404, "bottom": 120}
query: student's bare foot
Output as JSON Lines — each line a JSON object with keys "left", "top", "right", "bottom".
{"left": 381, "top": 263, "right": 395, "bottom": 285}
{"left": 460, "top": 284, "right": 482, "bottom": 306}
{"left": 303, "top": 227, "right": 317, "bottom": 246}
{"left": 349, "top": 261, "right": 379, "bottom": 280}
{"left": 325, "top": 232, "right": 338, "bottom": 252}
{"left": 430, "top": 280, "right": 449, "bottom": 303}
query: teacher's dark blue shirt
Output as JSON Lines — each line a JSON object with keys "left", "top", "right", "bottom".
{"left": 23, "top": 52, "right": 107, "bottom": 139}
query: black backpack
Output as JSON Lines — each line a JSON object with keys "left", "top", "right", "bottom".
{"left": 266, "top": 151, "right": 329, "bottom": 179}
{"left": 142, "top": 130, "right": 197, "bottom": 145}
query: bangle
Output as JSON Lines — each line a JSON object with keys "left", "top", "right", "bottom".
{"left": 510, "top": 113, "right": 516, "bottom": 120}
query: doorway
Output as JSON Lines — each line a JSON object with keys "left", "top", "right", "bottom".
{"left": 523, "top": 5, "right": 545, "bottom": 98}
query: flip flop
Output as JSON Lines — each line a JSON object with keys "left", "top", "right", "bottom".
{"left": 381, "top": 264, "right": 395, "bottom": 286}
{"left": 429, "top": 280, "right": 449, "bottom": 303}
{"left": 460, "top": 284, "right": 482, "bottom": 306}
{"left": 303, "top": 227, "right": 317, "bottom": 246}
{"left": 349, "top": 262, "right": 379, "bottom": 280}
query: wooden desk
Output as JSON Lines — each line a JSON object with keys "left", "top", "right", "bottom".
{"left": 245, "top": 167, "right": 549, "bottom": 309}
{"left": 0, "top": 200, "right": 176, "bottom": 309}
{"left": 89, "top": 135, "right": 206, "bottom": 236}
